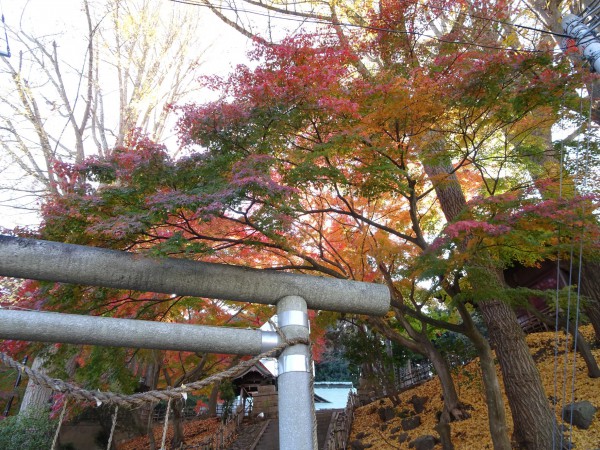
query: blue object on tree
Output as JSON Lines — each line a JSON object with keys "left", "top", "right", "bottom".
{"left": 1, "top": 10, "right": 10, "bottom": 57}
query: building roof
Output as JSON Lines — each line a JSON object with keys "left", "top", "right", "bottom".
{"left": 233, "top": 361, "right": 275, "bottom": 381}
{"left": 314, "top": 382, "right": 355, "bottom": 410}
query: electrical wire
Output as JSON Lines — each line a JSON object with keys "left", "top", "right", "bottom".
{"left": 423, "top": 1, "right": 569, "bottom": 39}
{"left": 168, "top": 0, "right": 567, "bottom": 54}
{"left": 565, "top": 86, "right": 594, "bottom": 448}
{"left": 581, "top": 0, "right": 600, "bottom": 19}
{"left": 557, "top": 92, "right": 585, "bottom": 450}
{"left": 552, "top": 101, "right": 567, "bottom": 450}
{"left": 172, "top": 0, "right": 570, "bottom": 39}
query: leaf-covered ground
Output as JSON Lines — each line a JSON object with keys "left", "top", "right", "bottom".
{"left": 118, "top": 416, "right": 225, "bottom": 450}
{"left": 117, "top": 327, "right": 599, "bottom": 449}
{"left": 349, "top": 326, "right": 600, "bottom": 449}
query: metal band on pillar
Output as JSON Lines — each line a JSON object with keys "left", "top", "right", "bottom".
{"left": 260, "top": 331, "right": 280, "bottom": 353}
{"left": 278, "top": 310, "right": 309, "bottom": 329}
{"left": 280, "top": 354, "right": 311, "bottom": 373}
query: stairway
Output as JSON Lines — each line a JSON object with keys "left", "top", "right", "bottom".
{"left": 229, "top": 421, "right": 271, "bottom": 450}
{"left": 242, "top": 409, "right": 339, "bottom": 450}
{"left": 252, "top": 419, "right": 279, "bottom": 450}
{"left": 316, "top": 410, "right": 337, "bottom": 449}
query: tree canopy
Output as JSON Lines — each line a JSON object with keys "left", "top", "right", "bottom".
{"left": 2, "top": 1, "right": 600, "bottom": 449}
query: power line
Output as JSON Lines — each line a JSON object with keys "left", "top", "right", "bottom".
{"left": 169, "top": 0, "right": 565, "bottom": 53}
{"left": 422, "top": 2, "right": 569, "bottom": 39}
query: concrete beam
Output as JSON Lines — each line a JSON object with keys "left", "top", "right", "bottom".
{"left": 0, "top": 236, "right": 390, "bottom": 315}
{"left": 0, "top": 309, "right": 279, "bottom": 355}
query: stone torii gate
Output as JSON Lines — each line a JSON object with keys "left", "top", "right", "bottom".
{"left": 0, "top": 236, "right": 390, "bottom": 450}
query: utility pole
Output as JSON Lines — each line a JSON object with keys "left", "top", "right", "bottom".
{"left": 563, "top": 14, "right": 600, "bottom": 72}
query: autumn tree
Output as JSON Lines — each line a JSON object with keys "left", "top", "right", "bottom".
{"left": 0, "top": 0, "right": 209, "bottom": 438}
{"left": 5, "top": 1, "right": 599, "bottom": 450}
{"left": 33, "top": 24, "right": 599, "bottom": 450}
{"left": 0, "top": 0, "right": 206, "bottom": 223}
{"left": 176, "top": 1, "right": 600, "bottom": 448}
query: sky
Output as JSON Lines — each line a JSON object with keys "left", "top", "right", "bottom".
{"left": 0, "top": 0, "right": 256, "bottom": 229}
{"left": 2, "top": 0, "right": 252, "bottom": 68}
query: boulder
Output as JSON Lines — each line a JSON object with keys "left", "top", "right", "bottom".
{"left": 401, "top": 415, "right": 422, "bottom": 431}
{"left": 562, "top": 401, "right": 597, "bottom": 429}
{"left": 350, "top": 440, "right": 366, "bottom": 450}
{"left": 378, "top": 406, "right": 395, "bottom": 422}
{"left": 409, "top": 435, "right": 439, "bottom": 450}
{"left": 409, "top": 395, "right": 428, "bottom": 414}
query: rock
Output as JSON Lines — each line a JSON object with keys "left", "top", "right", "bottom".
{"left": 398, "top": 433, "right": 409, "bottom": 443}
{"left": 350, "top": 440, "right": 366, "bottom": 450}
{"left": 409, "top": 395, "right": 428, "bottom": 414}
{"left": 390, "top": 426, "right": 401, "bottom": 434}
{"left": 399, "top": 408, "right": 412, "bottom": 418}
{"left": 401, "top": 415, "right": 422, "bottom": 431}
{"left": 355, "top": 431, "right": 367, "bottom": 440}
{"left": 562, "top": 401, "right": 597, "bottom": 429}
{"left": 409, "top": 435, "right": 439, "bottom": 450}
{"left": 380, "top": 423, "right": 388, "bottom": 431}
{"left": 378, "top": 406, "right": 395, "bottom": 422}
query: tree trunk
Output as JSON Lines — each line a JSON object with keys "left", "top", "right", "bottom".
{"left": 207, "top": 382, "right": 220, "bottom": 417}
{"left": 19, "top": 356, "right": 52, "bottom": 415}
{"left": 573, "top": 328, "right": 600, "bottom": 378}
{"left": 147, "top": 408, "right": 157, "bottom": 450}
{"left": 532, "top": 310, "right": 600, "bottom": 378}
{"left": 423, "top": 149, "right": 563, "bottom": 449}
{"left": 579, "top": 263, "right": 600, "bottom": 343}
{"left": 478, "top": 292, "right": 563, "bottom": 449}
{"left": 145, "top": 361, "right": 160, "bottom": 450}
{"left": 474, "top": 338, "right": 512, "bottom": 450}
{"left": 170, "top": 398, "right": 185, "bottom": 449}
{"left": 460, "top": 308, "right": 511, "bottom": 450}
{"left": 373, "top": 314, "right": 468, "bottom": 425}
{"left": 423, "top": 340, "right": 470, "bottom": 422}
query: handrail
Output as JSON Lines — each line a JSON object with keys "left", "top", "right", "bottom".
{"left": 323, "top": 411, "right": 340, "bottom": 449}
{"left": 322, "top": 392, "right": 358, "bottom": 450}
{"left": 194, "top": 401, "right": 246, "bottom": 449}
{"left": 248, "top": 418, "right": 272, "bottom": 450}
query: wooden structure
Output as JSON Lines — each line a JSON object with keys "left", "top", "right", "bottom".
{"left": 232, "top": 361, "right": 277, "bottom": 418}
{"left": 232, "top": 361, "right": 276, "bottom": 396}
{"left": 322, "top": 392, "right": 358, "bottom": 450}
{"left": 504, "top": 260, "right": 570, "bottom": 333}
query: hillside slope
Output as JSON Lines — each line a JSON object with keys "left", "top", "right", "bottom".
{"left": 349, "top": 326, "right": 600, "bottom": 449}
